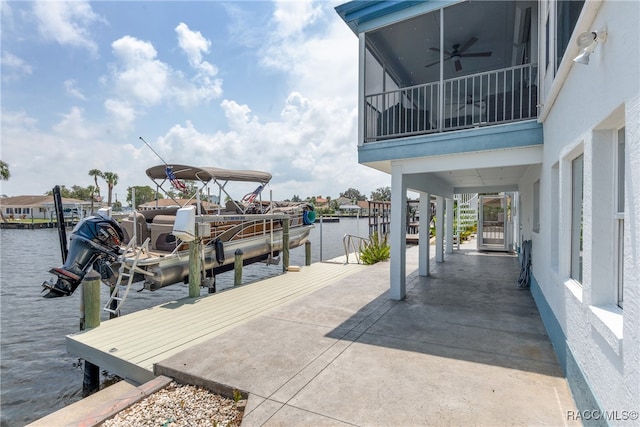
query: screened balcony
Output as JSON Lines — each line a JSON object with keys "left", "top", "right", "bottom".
{"left": 361, "top": 0, "right": 539, "bottom": 143}
{"left": 365, "top": 63, "right": 538, "bottom": 142}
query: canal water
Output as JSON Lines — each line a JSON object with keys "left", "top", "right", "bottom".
{"left": 0, "top": 217, "right": 369, "bottom": 426}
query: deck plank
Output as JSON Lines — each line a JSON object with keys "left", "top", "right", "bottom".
{"left": 67, "top": 262, "right": 368, "bottom": 383}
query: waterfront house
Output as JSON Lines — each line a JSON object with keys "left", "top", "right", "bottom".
{"left": 0, "top": 195, "right": 90, "bottom": 221}
{"left": 336, "top": 0, "right": 639, "bottom": 421}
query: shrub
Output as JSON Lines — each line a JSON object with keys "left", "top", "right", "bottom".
{"left": 360, "top": 231, "right": 390, "bottom": 265}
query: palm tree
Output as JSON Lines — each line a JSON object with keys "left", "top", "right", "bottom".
{"left": 102, "top": 171, "right": 119, "bottom": 207}
{"left": 87, "top": 185, "right": 96, "bottom": 215}
{"left": 0, "top": 160, "right": 10, "bottom": 181}
{"left": 88, "top": 169, "right": 103, "bottom": 200}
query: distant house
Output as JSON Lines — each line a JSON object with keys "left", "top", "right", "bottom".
{"left": 315, "top": 196, "right": 329, "bottom": 207}
{"left": 338, "top": 199, "right": 371, "bottom": 216}
{"left": 0, "top": 195, "right": 91, "bottom": 220}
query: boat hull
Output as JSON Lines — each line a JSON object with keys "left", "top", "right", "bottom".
{"left": 120, "top": 225, "right": 312, "bottom": 290}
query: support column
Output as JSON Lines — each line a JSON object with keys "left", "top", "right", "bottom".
{"left": 446, "top": 197, "right": 454, "bottom": 254}
{"left": 418, "top": 192, "right": 431, "bottom": 276}
{"left": 390, "top": 165, "right": 407, "bottom": 300}
{"left": 435, "top": 196, "right": 444, "bottom": 262}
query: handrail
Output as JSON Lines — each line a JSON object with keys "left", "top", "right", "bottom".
{"left": 343, "top": 234, "right": 369, "bottom": 264}
{"left": 364, "top": 63, "right": 538, "bottom": 141}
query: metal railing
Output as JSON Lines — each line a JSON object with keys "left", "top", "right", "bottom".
{"left": 364, "top": 63, "right": 538, "bottom": 142}
{"left": 343, "top": 234, "right": 370, "bottom": 264}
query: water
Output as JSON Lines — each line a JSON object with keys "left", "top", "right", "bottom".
{"left": 0, "top": 217, "right": 368, "bottom": 426}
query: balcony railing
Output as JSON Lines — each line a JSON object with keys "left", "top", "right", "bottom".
{"left": 364, "top": 63, "right": 538, "bottom": 142}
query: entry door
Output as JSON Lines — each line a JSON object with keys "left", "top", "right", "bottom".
{"left": 478, "top": 195, "right": 511, "bottom": 251}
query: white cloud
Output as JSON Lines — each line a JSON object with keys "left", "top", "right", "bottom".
{"left": 272, "top": 0, "right": 323, "bottom": 38}
{"left": 0, "top": 108, "right": 149, "bottom": 197}
{"left": 175, "top": 22, "right": 216, "bottom": 74}
{"left": 104, "top": 98, "right": 138, "bottom": 133}
{"left": 0, "top": 51, "right": 33, "bottom": 81}
{"left": 260, "top": 1, "right": 358, "bottom": 101}
{"left": 111, "top": 36, "right": 169, "bottom": 107}
{"left": 32, "top": 1, "right": 102, "bottom": 55}
{"left": 64, "top": 79, "right": 86, "bottom": 100}
{"left": 107, "top": 32, "right": 223, "bottom": 126}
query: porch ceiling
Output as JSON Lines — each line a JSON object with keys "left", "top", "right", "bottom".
{"left": 429, "top": 165, "right": 529, "bottom": 192}
{"left": 364, "top": 0, "right": 536, "bottom": 85}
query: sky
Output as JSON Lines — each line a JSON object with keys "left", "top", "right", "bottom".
{"left": 1, "top": 0, "right": 391, "bottom": 204}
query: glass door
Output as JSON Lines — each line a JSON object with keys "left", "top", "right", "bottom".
{"left": 478, "top": 194, "right": 511, "bottom": 251}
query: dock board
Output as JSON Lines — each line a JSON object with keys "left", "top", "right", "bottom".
{"left": 66, "top": 261, "right": 368, "bottom": 384}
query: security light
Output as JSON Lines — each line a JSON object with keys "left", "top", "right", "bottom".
{"left": 573, "top": 29, "right": 607, "bottom": 65}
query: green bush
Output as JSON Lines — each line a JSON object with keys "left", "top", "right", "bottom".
{"left": 360, "top": 231, "right": 390, "bottom": 265}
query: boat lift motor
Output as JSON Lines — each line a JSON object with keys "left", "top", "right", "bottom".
{"left": 42, "top": 214, "right": 124, "bottom": 298}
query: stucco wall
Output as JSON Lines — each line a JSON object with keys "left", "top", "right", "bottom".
{"left": 533, "top": 0, "right": 640, "bottom": 423}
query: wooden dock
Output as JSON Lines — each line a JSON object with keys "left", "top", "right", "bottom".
{"left": 66, "top": 261, "right": 368, "bottom": 384}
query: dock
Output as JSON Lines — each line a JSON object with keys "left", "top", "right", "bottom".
{"left": 66, "top": 261, "right": 368, "bottom": 384}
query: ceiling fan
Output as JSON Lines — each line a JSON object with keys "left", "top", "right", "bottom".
{"left": 425, "top": 37, "right": 492, "bottom": 72}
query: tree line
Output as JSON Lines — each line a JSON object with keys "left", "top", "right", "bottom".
{"left": 0, "top": 160, "right": 391, "bottom": 210}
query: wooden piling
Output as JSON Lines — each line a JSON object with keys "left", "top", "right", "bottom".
{"left": 305, "top": 240, "right": 311, "bottom": 266}
{"left": 81, "top": 269, "right": 101, "bottom": 397}
{"left": 234, "top": 249, "right": 243, "bottom": 286}
{"left": 188, "top": 225, "right": 201, "bottom": 298}
{"left": 282, "top": 217, "right": 290, "bottom": 272}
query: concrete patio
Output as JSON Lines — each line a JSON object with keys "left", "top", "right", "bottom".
{"left": 154, "top": 240, "right": 578, "bottom": 426}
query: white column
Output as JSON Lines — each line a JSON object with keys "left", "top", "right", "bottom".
{"left": 419, "top": 192, "right": 431, "bottom": 276}
{"left": 390, "top": 165, "right": 407, "bottom": 300}
{"left": 446, "top": 197, "right": 454, "bottom": 254}
{"left": 435, "top": 195, "right": 444, "bottom": 262}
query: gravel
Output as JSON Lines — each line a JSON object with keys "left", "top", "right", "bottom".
{"left": 101, "top": 381, "right": 245, "bottom": 427}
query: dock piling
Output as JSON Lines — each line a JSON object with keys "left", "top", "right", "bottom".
{"left": 80, "top": 269, "right": 101, "bottom": 396}
{"left": 305, "top": 240, "right": 311, "bottom": 266}
{"left": 234, "top": 249, "right": 243, "bottom": 286}
{"left": 282, "top": 217, "right": 290, "bottom": 272}
{"left": 188, "top": 225, "right": 201, "bottom": 298}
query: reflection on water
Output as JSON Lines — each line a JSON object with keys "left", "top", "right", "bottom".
{"left": 0, "top": 217, "right": 368, "bottom": 425}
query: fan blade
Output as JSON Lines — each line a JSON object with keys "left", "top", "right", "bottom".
{"left": 429, "top": 47, "right": 452, "bottom": 55}
{"left": 454, "top": 59, "right": 462, "bottom": 72}
{"left": 425, "top": 56, "right": 452, "bottom": 68}
{"left": 457, "top": 36, "right": 478, "bottom": 54}
{"left": 460, "top": 51, "right": 492, "bottom": 58}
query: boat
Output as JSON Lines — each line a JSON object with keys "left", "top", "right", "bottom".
{"left": 41, "top": 164, "right": 316, "bottom": 298}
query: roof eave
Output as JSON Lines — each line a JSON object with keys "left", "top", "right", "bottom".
{"left": 335, "top": 0, "right": 425, "bottom": 34}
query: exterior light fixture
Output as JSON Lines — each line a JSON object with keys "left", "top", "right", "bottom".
{"left": 573, "top": 29, "right": 607, "bottom": 65}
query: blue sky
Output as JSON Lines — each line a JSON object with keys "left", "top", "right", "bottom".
{"left": 1, "top": 0, "right": 390, "bottom": 202}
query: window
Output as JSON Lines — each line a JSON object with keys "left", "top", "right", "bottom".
{"left": 6, "top": 207, "right": 14, "bottom": 214}
{"left": 545, "top": 13, "right": 550, "bottom": 72}
{"left": 556, "top": 1, "right": 585, "bottom": 70}
{"left": 571, "top": 154, "right": 584, "bottom": 283}
{"left": 615, "top": 128, "right": 625, "bottom": 307}
{"left": 533, "top": 180, "right": 540, "bottom": 233}
{"left": 550, "top": 163, "right": 560, "bottom": 271}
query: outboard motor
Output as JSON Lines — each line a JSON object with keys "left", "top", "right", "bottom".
{"left": 42, "top": 214, "right": 124, "bottom": 298}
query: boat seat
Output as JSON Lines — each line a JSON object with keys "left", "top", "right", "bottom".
{"left": 225, "top": 200, "right": 244, "bottom": 214}
{"left": 120, "top": 212, "right": 150, "bottom": 245}
{"left": 150, "top": 215, "right": 180, "bottom": 251}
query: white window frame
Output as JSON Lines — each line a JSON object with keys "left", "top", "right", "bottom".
{"left": 533, "top": 179, "right": 540, "bottom": 233}
{"left": 570, "top": 153, "right": 584, "bottom": 284}
{"left": 615, "top": 127, "right": 625, "bottom": 308}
